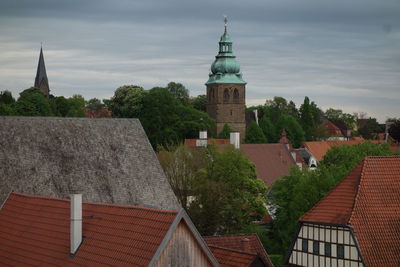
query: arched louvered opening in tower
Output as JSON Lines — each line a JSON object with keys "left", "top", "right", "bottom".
{"left": 223, "top": 89, "right": 229, "bottom": 103}
{"left": 233, "top": 88, "right": 239, "bottom": 103}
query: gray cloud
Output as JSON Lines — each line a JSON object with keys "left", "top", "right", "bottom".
{"left": 0, "top": 0, "right": 399, "bottom": 122}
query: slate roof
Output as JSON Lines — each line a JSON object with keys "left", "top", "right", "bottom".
{"left": 204, "top": 234, "right": 274, "bottom": 267}
{"left": 240, "top": 144, "right": 295, "bottom": 186}
{"left": 0, "top": 192, "right": 178, "bottom": 266}
{"left": 302, "top": 139, "right": 383, "bottom": 162}
{"left": 207, "top": 245, "right": 259, "bottom": 267}
{"left": 0, "top": 117, "right": 179, "bottom": 209}
{"left": 300, "top": 156, "right": 400, "bottom": 267}
{"left": 34, "top": 47, "right": 49, "bottom": 94}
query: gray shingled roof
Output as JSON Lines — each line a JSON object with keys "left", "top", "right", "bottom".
{"left": 0, "top": 117, "right": 180, "bottom": 209}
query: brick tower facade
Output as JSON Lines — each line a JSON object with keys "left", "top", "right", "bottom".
{"left": 206, "top": 16, "right": 246, "bottom": 139}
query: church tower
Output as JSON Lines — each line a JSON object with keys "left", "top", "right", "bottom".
{"left": 206, "top": 16, "right": 246, "bottom": 139}
{"left": 34, "top": 46, "right": 50, "bottom": 97}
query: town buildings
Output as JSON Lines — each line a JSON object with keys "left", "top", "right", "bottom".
{"left": 0, "top": 192, "right": 219, "bottom": 266}
{"left": 285, "top": 156, "right": 400, "bottom": 267}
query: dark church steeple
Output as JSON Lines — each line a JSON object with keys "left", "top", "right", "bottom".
{"left": 34, "top": 46, "right": 50, "bottom": 97}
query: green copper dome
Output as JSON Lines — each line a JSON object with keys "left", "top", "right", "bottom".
{"left": 206, "top": 21, "right": 246, "bottom": 85}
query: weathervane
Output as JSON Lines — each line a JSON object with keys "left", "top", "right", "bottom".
{"left": 223, "top": 14, "right": 228, "bottom": 32}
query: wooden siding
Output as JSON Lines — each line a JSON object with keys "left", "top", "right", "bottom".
{"left": 155, "top": 221, "right": 214, "bottom": 267}
{"left": 288, "top": 223, "right": 364, "bottom": 267}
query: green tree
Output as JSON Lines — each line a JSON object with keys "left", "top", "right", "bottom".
{"left": 245, "top": 122, "right": 267, "bottom": 144}
{"left": 86, "top": 98, "right": 104, "bottom": 110}
{"left": 218, "top": 123, "right": 232, "bottom": 139}
{"left": 0, "top": 90, "right": 15, "bottom": 105}
{"left": 139, "top": 87, "right": 214, "bottom": 149}
{"left": 0, "top": 103, "right": 16, "bottom": 115}
{"left": 358, "top": 117, "right": 380, "bottom": 139}
{"left": 109, "top": 85, "right": 146, "bottom": 118}
{"left": 67, "top": 94, "right": 85, "bottom": 117}
{"left": 158, "top": 145, "right": 208, "bottom": 208}
{"left": 191, "top": 94, "right": 207, "bottom": 112}
{"left": 267, "top": 142, "right": 395, "bottom": 255}
{"left": 49, "top": 96, "right": 71, "bottom": 117}
{"left": 259, "top": 115, "right": 276, "bottom": 143}
{"left": 14, "top": 87, "right": 53, "bottom": 116}
{"left": 166, "top": 82, "right": 189, "bottom": 104}
{"left": 188, "top": 145, "right": 267, "bottom": 235}
{"left": 264, "top": 97, "right": 293, "bottom": 124}
{"left": 325, "top": 108, "right": 355, "bottom": 129}
{"left": 276, "top": 115, "right": 305, "bottom": 147}
{"left": 300, "top": 97, "right": 315, "bottom": 141}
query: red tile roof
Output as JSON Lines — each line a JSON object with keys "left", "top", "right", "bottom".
{"left": 207, "top": 245, "right": 258, "bottom": 267}
{"left": 184, "top": 138, "right": 230, "bottom": 147}
{"left": 240, "top": 144, "right": 295, "bottom": 186}
{"left": 0, "top": 193, "right": 178, "bottom": 266}
{"left": 322, "top": 120, "right": 344, "bottom": 137}
{"left": 204, "top": 234, "right": 274, "bottom": 267}
{"left": 300, "top": 156, "right": 400, "bottom": 267}
{"left": 302, "top": 139, "right": 384, "bottom": 162}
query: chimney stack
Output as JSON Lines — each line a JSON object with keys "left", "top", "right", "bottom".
{"left": 70, "top": 194, "right": 82, "bottom": 255}
{"left": 199, "top": 130, "right": 207, "bottom": 139}
{"left": 230, "top": 132, "right": 240, "bottom": 149}
{"left": 253, "top": 109, "right": 258, "bottom": 125}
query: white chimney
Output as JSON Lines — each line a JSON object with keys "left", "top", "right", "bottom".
{"left": 230, "top": 132, "right": 240, "bottom": 149}
{"left": 70, "top": 194, "right": 82, "bottom": 255}
{"left": 199, "top": 130, "right": 207, "bottom": 139}
{"left": 253, "top": 109, "right": 259, "bottom": 125}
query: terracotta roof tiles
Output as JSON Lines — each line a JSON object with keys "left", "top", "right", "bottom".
{"left": 207, "top": 245, "right": 258, "bottom": 267}
{"left": 184, "top": 138, "right": 230, "bottom": 147}
{"left": 240, "top": 144, "right": 295, "bottom": 186}
{"left": 204, "top": 234, "right": 274, "bottom": 267}
{"left": 303, "top": 139, "right": 384, "bottom": 162}
{"left": 0, "top": 192, "right": 178, "bottom": 266}
{"left": 300, "top": 156, "right": 400, "bottom": 267}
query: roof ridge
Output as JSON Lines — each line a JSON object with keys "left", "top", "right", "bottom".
{"left": 299, "top": 159, "right": 364, "bottom": 222}
{"left": 10, "top": 192, "right": 178, "bottom": 214}
{"left": 207, "top": 245, "right": 257, "bottom": 256}
{"left": 347, "top": 158, "right": 367, "bottom": 224}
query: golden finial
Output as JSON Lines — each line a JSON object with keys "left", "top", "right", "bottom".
{"left": 223, "top": 14, "right": 228, "bottom": 32}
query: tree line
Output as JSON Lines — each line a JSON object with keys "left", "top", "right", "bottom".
{"left": 1, "top": 82, "right": 398, "bottom": 150}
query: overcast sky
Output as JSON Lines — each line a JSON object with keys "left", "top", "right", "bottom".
{"left": 0, "top": 0, "right": 399, "bottom": 122}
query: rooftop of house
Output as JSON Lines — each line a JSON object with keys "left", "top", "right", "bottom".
{"left": 0, "top": 117, "right": 179, "bottom": 209}
{"left": 184, "top": 138, "right": 230, "bottom": 147}
{"left": 302, "top": 138, "right": 384, "bottom": 162}
{"left": 207, "top": 245, "right": 260, "bottom": 267}
{"left": 203, "top": 234, "right": 274, "bottom": 267}
{"left": 322, "top": 120, "right": 345, "bottom": 137}
{"left": 0, "top": 192, "right": 179, "bottom": 266}
{"left": 240, "top": 143, "right": 295, "bottom": 187}
{"left": 300, "top": 156, "right": 400, "bottom": 267}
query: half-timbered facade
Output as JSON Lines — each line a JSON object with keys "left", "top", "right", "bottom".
{"left": 288, "top": 223, "right": 363, "bottom": 266}
{"left": 285, "top": 156, "right": 400, "bottom": 267}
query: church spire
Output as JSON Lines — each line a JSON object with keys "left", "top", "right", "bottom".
{"left": 34, "top": 45, "right": 50, "bottom": 97}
